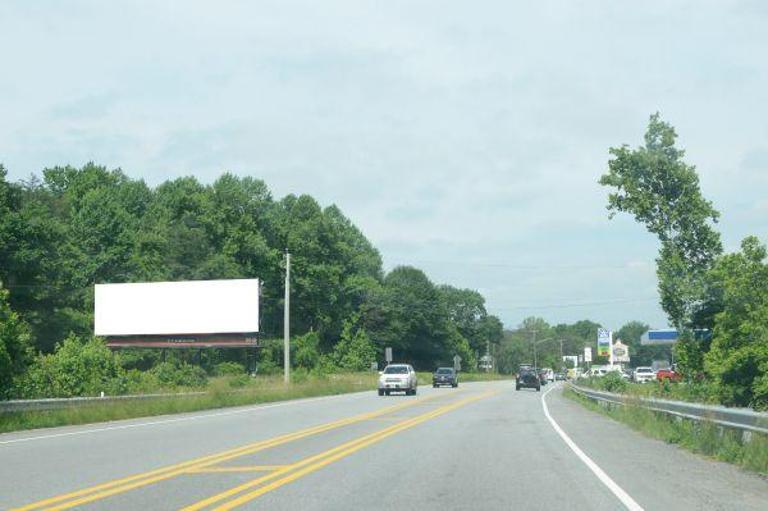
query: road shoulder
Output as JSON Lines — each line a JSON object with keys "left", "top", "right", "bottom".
{"left": 546, "top": 385, "right": 768, "bottom": 511}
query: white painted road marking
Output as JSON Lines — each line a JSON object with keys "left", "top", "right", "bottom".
{"left": 542, "top": 384, "right": 644, "bottom": 511}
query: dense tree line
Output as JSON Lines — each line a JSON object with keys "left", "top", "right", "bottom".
{"left": 0, "top": 163, "right": 503, "bottom": 398}
{"left": 495, "top": 317, "right": 669, "bottom": 375}
{"left": 600, "top": 114, "right": 768, "bottom": 408}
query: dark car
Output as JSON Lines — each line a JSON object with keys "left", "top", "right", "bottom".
{"left": 516, "top": 367, "right": 541, "bottom": 391}
{"left": 432, "top": 367, "right": 459, "bottom": 388}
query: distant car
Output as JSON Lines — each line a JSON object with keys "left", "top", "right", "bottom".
{"left": 656, "top": 366, "right": 682, "bottom": 382}
{"left": 633, "top": 366, "right": 656, "bottom": 383}
{"left": 538, "top": 369, "right": 549, "bottom": 385}
{"left": 554, "top": 372, "right": 566, "bottom": 381}
{"left": 378, "top": 364, "right": 418, "bottom": 396}
{"left": 517, "top": 367, "right": 541, "bottom": 391}
{"left": 541, "top": 368, "right": 554, "bottom": 383}
{"left": 432, "top": 367, "right": 458, "bottom": 388}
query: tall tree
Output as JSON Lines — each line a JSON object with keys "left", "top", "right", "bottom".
{"left": 704, "top": 237, "right": 768, "bottom": 408}
{"left": 0, "top": 283, "right": 32, "bottom": 398}
{"left": 599, "top": 113, "right": 722, "bottom": 373}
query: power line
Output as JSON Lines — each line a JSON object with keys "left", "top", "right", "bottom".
{"left": 487, "top": 297, "right": 658, "bottom": 311}
{"left": 384, "top": 258, "right": 650, "bottom": 271}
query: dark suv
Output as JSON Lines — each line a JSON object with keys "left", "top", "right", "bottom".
{"left": 516, "top": 367, "right": 541, "bottom": 391}
{"left": 432, "top": 367, "right": 459, "bottom": 388}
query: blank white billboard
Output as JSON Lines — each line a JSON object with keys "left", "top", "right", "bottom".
{"left": 95, "top": 279, "right": 259, "bottom": 336}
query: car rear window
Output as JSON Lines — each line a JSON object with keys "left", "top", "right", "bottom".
{"left": 436, "top": 368, "right": 453, "bottom": 374}
{"left": 384, "top": 366, "right": 408, "bottom": 374}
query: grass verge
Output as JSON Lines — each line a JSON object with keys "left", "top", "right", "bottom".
{"left": 0, "top": 373, "right": 378, "bottom": 434}
{"left": 564, "top": 388, "right": 768, "bottom": 476}
{"left": 0, "top": 371, "right": 510, "bottom": 434}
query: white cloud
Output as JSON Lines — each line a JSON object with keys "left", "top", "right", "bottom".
{"left": 2, "top": 0, "right": 766, "bottom": 330}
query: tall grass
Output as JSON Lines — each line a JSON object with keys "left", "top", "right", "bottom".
{"left": 0, "top": 371, "right": 510, "bottom": 434}
{"left": 578, "top": 377, "right": 720, "bottom": 405}
{"left": 0, "top": 373, "right": 377, "bottom": 434}
{"left": 564, "top": 388, "right": 768, "bottom": 475}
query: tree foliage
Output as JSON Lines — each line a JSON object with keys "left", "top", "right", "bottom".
{"left": 704, "top": 237, "right": 768, "bottom": 408}
{"left": 331, "top": 316, "right": 377, "bottom": 372}
{"left": 1, "top": 162, "right": 508, "bottom": 398}
{"left": 599, "top": 113, "right": 723, "bottom": 375}
{"left": 15, "top": 335, "right": 126, "bottom": 398}
{"left": 599, "top": 113, "right": 722, "bottom": 330}
{"left": 0, "top": 284, "right": 32, "bottom": 398}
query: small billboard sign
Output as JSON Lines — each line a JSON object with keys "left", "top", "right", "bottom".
{"left": 584, "top": 346, "right": 592, "bottom": 363}
{"left": 597, "top": 328, "right": 612, "bottom": 358}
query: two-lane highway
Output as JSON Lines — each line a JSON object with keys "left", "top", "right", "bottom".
{"left": 1, "top": 382, "right": 766, "bottom": 510}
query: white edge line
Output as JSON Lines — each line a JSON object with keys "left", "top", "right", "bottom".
{"left": 0, "top": 391, "right": 370, "bottom": 446}
{"left": 542, "top": 384, "right": 644, "bottom": 511}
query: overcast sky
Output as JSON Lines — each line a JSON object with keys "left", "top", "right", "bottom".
{"left": 2, "top": 1, "right": 767, "bottom": 331}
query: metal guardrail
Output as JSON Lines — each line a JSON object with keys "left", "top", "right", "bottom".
{"left": 568, "top": 383, "right": 768, "bottom": 435}
{"left": 0, "top": 391, "right": 207, "bottom": 413}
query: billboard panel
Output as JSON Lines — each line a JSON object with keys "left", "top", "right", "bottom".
{"left": 597, "top": 328, "right": 612, "bottom": 358}
{"left": 95, "top": 279, "right": 259, "bottom": 338}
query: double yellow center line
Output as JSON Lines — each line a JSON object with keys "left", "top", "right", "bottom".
{"left": 13, "top": 390, "right": 494, "bottom": 511}
{"left": 187, "top": 390, "right": 496, "bottom": 511}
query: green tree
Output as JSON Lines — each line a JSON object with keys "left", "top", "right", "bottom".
{"left": 599, "top": 113, "right": 722, "bottom": 374}
{"left": 704, "top": 237, "right": 768, "bottom": 408}
{"left": 293, "top": 330, "right": 321, "bottom": 370}
{"left": 361, "top": 266, "right": 454, "bottom": 369}
{"left": 16, "top": 335, "right": 126, "bottom": 398}
{"left": 332, "top": 316, "right": 377, "bottom": 371}
{"left": 0, "top": 284, "right": 32, "bottom": 398}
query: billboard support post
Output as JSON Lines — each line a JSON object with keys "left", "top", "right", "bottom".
{"left": 284, "top": 251, "right": 291, "bottom": 384}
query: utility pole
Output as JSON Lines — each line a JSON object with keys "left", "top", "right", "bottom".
{"left": 283, "top": 251, "right": 291, "bottom": 384}
{"left": 531, "top": 328, "right": 538, "bottom": 368}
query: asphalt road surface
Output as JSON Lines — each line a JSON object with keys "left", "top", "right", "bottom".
{"left": 1, "top": 381, "right": 766, "bottom": 510}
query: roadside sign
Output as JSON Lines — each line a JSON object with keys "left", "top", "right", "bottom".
{"left": 612, "top": 340, "right": 630, "bottom": 363}
{"left": 453, "top": 355, "right": 462, "bottom": 371}
{"left": 597, "top": 328, "right": 612, "bottom": 358}
{"left": 584, "top": 346, "right": 592, "bottom": 362}
{"left": 385, "top": 347, "right": 393, "bottom": 363}
{"left": 370, "top": 362, "right": 378, "bottom": 371}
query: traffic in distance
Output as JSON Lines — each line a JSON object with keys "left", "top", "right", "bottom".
{"left": 579, "top": 363, "right": 683, "bottom": 383}
{"left": 372, "top": 361, "right": 688, "bottom": 401}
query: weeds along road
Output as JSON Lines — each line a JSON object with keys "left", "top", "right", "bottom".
{"left": 1, "top": 381, "right": 766, "bottom": 511}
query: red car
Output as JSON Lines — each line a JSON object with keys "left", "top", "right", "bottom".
{"left": 656, "top": 366, "right": 682, "bottom": 382}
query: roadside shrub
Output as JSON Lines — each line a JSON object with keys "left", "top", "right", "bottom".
{"left": 256, "top": 340, "right": 282, "bottom": 375}
{"left": 15, "top": 335, "right": 126, "bottom": 398}
{"left": 331, "top": 317, "right": 376, "bottom": 372}
{"left": 214, "top": 361, "right": 245, "bottom": 376}
{"left": 150, "top": 361, "right": 208, "bottom": 388}
{"left": 291, "top": 367, "right": 310, "bottom": 383}
{"left": 597, "top": 372, "right": 628, "bottom": 393}
{"left": 227, "top": 374, "right": 250, "bottom": 388}
{"left": 122, "top": 369, "right": 163, "bottom": 394}
{"left": 293, "top": 331, "right": 321, "bottom": 370}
